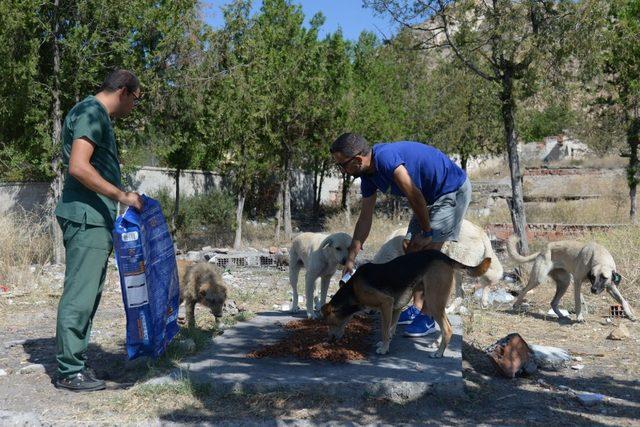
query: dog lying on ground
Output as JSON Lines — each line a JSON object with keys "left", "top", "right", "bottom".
{"left": 179, "top": 261, "right": 228, "bottom": 328}
{"left": 289, "top": 232, "right": 352, "bottom": 318}
{"left": 508, "top": 236, "right": 636, "bottom": 322}
{"left": 373, "top": 220, "right": 503, "bottom": 311}
{"left": 321, "top": 250, "right": 491, "bottom": 357}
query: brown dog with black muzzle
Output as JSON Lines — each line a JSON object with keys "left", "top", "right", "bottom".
{"left": 321, "top": 250, "right": 491, "bottom": 358}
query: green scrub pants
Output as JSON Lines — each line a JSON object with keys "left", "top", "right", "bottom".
{"left": 55, "top": 217, "right": 113, "bottom": 378}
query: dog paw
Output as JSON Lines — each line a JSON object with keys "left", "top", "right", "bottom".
{"left": 289, "top": 305, "right": 300, "bottom": 313}
{"left": 307, "top": 311, "right": 321, "bottom": 320}
{"left": 575, "top": 315, "right": 585, "bottom": 323}
{"left": 558, "top": 316, "right": 573, "bottom": 325}
{"left": 375, "top": 344, "right": 389, "bottom": 355}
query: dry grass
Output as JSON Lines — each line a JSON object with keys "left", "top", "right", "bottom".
{"left": 554, "top": 154, "right": 627, "bottom": 169}
{"left": 476, "top": 198, "right": 631, "bottom": 225}
{"left": 0, "top": 210, "right": 53, "bottom": 293}
{"left": 323, "top": 209, "right": 407, "bottom": 256}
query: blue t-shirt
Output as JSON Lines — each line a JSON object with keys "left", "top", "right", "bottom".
{"left": 360, "top": 142, "right": 467, "bottom": 204}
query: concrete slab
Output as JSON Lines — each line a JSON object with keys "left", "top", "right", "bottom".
{"left": 149, "top": 312, "right": 463, "bottom": 403}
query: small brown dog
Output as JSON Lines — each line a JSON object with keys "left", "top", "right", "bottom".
{"left": 322, "top": 250, "right": 491, "bottom": 358}
{"left": 179, "top": 261, "right": 228, "bottom": 328}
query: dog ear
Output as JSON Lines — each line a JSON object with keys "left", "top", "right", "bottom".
{"left": 321, "top": 238, "right": 333, "bottom": 249}
{"left": 612, "top": 272, "right": 622, "bottom": 285}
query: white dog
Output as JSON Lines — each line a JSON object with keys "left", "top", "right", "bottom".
{"left": 289, "top": 232, "right": 352, "bottom": 318}
{"left": 508, "top": 236, "right": 636, "bottom": 322}
{"left": 373, "top": 220, "right": 503, "bottom": 311}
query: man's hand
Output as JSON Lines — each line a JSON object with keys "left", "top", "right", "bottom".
{"left": 119, "top": 191, "right": 143, "bottom": 211}
{"left": 406, "top": 233, "right": 433, "bottom": 253}
{"left": 342, "top": 257, "right": 356, "bottom": 276}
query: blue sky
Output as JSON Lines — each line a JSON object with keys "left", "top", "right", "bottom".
{"left": 202, "top": 1, "right": 399, "bottom": 41}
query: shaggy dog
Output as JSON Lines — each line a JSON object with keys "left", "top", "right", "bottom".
{"left": 373, "top": 220, "right": 503, "bottom": 311}
{"left": 508, "top": 236, "right": 636, "bottom": 322}
{"left": 179, "top": 261, "right": 228, "bottom": 328}
{"left": 289, "top": 232, "right": 352, "bottom": 318}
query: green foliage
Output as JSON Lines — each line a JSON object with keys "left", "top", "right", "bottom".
{"left": 151, "top": 187, "right": 236, "bottom": 247}
{"left": 519, "top": 104, "right": 576, "bottom": 143}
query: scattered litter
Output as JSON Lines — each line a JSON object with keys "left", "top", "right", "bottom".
{"left": 280, "top": 303, "right": 291, "bottom": 311}
{"left": 573, "top": 356, "right": 583, "bottom": 362}
{"left": 474, "top": 288, "right": 514, "bottom": 305}
{"left": 571, "top": 364, "right": 584, "bottom": 370}
{"left": 502, "top": 272, "right": 519, "bottom": 283}
{"left": 0, "top": 369, "right": 7, "bottom": 377}
{"left": 546, "top": 308, "right": 570, "bottom": 318}
{"left": 458, "top": 306, "right": 470, "bottom": 316}
{"left": 607, "top": 323, "right": 630, "bottom": 340}
{"left": 0, "top": 285, "right": 9, "bottom": 294}
{"left": 485, "top": 333, "right": 534, "bottom": 378}
{"left": 529, "top": 344, "right": 571, "bottom": 371}
{"left": 577, "top": 392, "right": 605, "bottom": 406}
{"left": 19, "top": 364, "right": 46, "bottom": 375}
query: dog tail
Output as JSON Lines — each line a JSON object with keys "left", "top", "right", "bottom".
{"left": 451, "top": 257, "right": 492, "bottom": 277}
{"left": 506, "top": 235, "right": 539, "bottom": 264}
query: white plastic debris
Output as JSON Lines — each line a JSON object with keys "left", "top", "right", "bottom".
{"left": 529, "top": 344, "right": 571, "bottom": 371}
{"left": 474, "top": 288, "right": 514, "bottom": 304}
{"left": 571, "top": 364, "right": 585, "bottom": 370}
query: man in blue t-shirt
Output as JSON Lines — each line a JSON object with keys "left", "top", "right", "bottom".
{"left": 330, "top": 133, "right": 472, "bottom": 337}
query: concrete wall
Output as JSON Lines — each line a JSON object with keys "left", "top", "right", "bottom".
{"left": 0, "top": 166, "right": 352, "bottom": 214}
{"left": 0, "top": 182, "right": 51, "bottom": 215}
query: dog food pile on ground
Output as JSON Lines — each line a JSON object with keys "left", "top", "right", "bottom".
{"left": 247, "top": 315, "right": 374, "bottom": 363}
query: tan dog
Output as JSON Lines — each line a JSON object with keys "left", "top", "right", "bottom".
{"left": 321, "top": 250, "right": 491, "bottom": 358}
{"left": 508, "top": 236, "right": 636, "bottom": 322}
{"left": 373, "top": 220, "right": 503, "bottom": 311}
{"left": 289, "top": 232, "right": 352, "bottom": 318}
{"left": 180, "top": 261, "right": 228, "bottom": 328}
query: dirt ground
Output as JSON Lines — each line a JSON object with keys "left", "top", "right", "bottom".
{"left": 0, "top": 260, "right": 639, "bottom": 426}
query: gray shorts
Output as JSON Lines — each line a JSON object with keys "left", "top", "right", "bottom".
{"left": 407, "top": 177, "right": 471, "bottom": 243}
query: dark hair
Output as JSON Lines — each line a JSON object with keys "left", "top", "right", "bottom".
{"left": 330, "top": 133, "right": 371, "bottom": 157}
{"left": 99, "top": 69, "right": 139, "bottom": 93}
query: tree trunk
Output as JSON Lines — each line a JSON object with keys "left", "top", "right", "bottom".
{"left": 283, "top": 171, "right": 292, "bottom": 240}
{"left": 627, "top": 117, "right": 640, "bottom": 224}
{"left": 233, "top": 186, "right": 246, "bottom": 250}
{"left": 312, "top": 158, "right": 319, "bottom": 214}
{"left": 275, "top": 184, "right": 283, "bottom": 242}
{"left": 49, "top": 0, "right": 64, "bottom": 264}
{"left": 501, "top": 75, "right": 529, "bottom": 254}
{"left": 341, "top": 174, "right": 352, "bottom": 226}
{"left": 315, "top": 160, "right": 326, "bottom": 216}
{"left": 460, "top": 153, "right": 468, "bottom": 171}
{"left": 172, "top": 168, "right": 180, "bottom": 233}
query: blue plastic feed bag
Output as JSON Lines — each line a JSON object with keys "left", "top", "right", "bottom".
{"left": 113, "top": 195, "right": 180, "bottom": 359}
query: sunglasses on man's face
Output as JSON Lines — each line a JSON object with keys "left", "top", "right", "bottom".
{"left": 133, "top": 92, "right": 143, "bottom": 106}
{"left": 336, "top": 155, "right": 359, "bottom": 171}
{"left": 127, "top": 89, "right": 143, "bottom": 106}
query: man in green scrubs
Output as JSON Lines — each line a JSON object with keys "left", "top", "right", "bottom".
{"left": 54, "top": 70, "right": 143, "bottom": 392}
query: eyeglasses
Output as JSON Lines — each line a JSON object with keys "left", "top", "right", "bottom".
{"left": 129, "top": 89, "right": 143, "bottom": 106}
{"left": 336, "top": 155, "right": 359, "bottom": 171}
